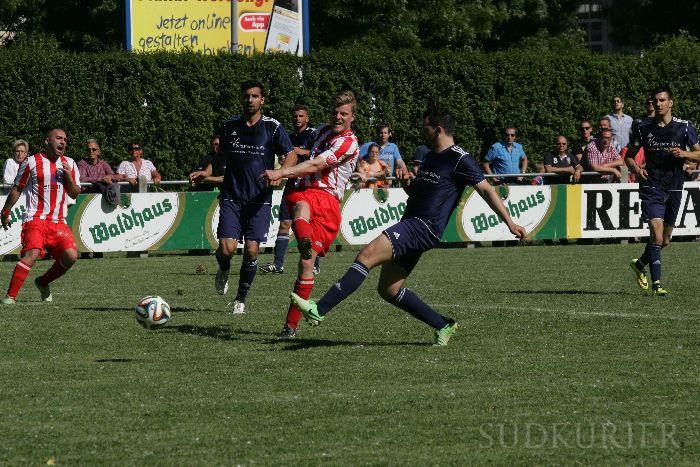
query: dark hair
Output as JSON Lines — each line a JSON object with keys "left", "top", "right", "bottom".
{"left": 293, "top": 104, "right": 309, "bottom": 113}
{"left": 422, "top": 107, "right": 455, "bottom": 136}
{"left": 211, "top": 134, "right": 220, "bottom": 141}
{"left": 127, "top": 140, "right": 142, "bottom": 149}
{"left": 652, "top": 85, "right": 673, "bottom": 100}
{"left": 375, "top": 122, "right": 390, "bottom": 132}
{"left": 45, "top": 127, "right": 65, "bottom": 137}
{"left": 367, "top": 143, "right": 380, "bottom": 154}
{"left": 240, "top": 80, "right": 265, "bottom": 96}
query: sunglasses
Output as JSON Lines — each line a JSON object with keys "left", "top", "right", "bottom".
{"left": 580, "top": 126, "right": 592, "bottom": 131}
{"left": 129, "top": 146, "right": 142, "bottom": 151}
{"left": 505, "top": 133, "right": 516, "bottom": 137}
{"left": 88, "top": 147, "right": 99, "bottom": 152}
{"left": 556, "top": 142, "right": 568, "bottom": 145}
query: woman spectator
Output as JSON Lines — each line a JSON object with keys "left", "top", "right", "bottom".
{"left": 116, "top": 141, "right": 162, "bottom": 191}
{"left": 358, "top": 143, "right": 390, "bottom": 188}
{"left": 3, "top": 140, "right": 29, "bottom": 194}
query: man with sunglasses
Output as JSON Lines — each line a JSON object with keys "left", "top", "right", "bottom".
{"left": 544, "top": 136, "right": 578, "bottom": 185}
{"left": 78, "top": 140, "right": 116, "bottom": 192}
{"left": 606, "top": 96, "right": 633, "bottom": 151}
{"left": 483, "top": 126, "right": 528, "bottom": 184}
{"left": 116, "top": 141, "right": 162, "bottom": 190}
{"left": 573, "top": 120, "right": 594, "bottom": 162}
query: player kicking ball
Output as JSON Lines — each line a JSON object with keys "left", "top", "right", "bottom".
{"left": 290, "top": 107, "right": 526, "bottom": 346}
{"left": 1, "top": 128, "right": 82, "bottom": 304}
{"left": 625, "top": 86, "right": 700, "bottom": 296}
{"left": 262, "top": 91, "right": 362, "bottom": 338}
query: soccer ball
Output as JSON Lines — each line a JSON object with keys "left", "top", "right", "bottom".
{"left": 134, "top": 296, "right": 171, "bottom": 329}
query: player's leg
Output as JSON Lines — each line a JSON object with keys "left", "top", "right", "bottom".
{"left": 376, "top": 261, "right": 457, "bottom": 345}
{"left": 291, "top": 233, "right": 394, "bottom": 323}
{"left": 643, "top": 218, "right": 665, "bottom": 294}
{"left": 290, "top": 200, "right": 313, "bottom": 260}
{"left": 215, "top": 200, "right": 242, "bottom": 295}
{"left": 3, "top": 220, "right": 46, "bottom": 304}
{"left": 261, "top": 197, "right": 292, "bottom": 274}
{"left": 282, "top": 192, "right": 336, "bottom": 335}
{"left": 34, "top": 247, "right": 78, "bottom": 302}
{"left": 3, "top": 248, "right": 42, "bottom": 304}
{"left": 231, "top": 202, "right": 271, "bottom": 313}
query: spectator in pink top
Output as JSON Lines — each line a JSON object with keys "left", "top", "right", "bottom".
{"left": 575, "top": 128, "right": 624, "bottom": 183}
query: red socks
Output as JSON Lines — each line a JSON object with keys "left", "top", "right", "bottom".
{"left": 285, "top": 276, "right": 315, "bottom": 329}
{"left": 7, "top": 260, "right": 32, "bottom": 299}
{"left": 38, "top": 259, "right": 69, "bottom": 287}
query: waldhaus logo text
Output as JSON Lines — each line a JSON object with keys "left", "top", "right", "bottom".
{"left": 348, "top": 202, "right": 406, "bottom": 237}
{"left": 471, "top": 191, "right": 545, "bottom": 233}
{"left": 88, "top": 199, "right": 173, "bottom": 244}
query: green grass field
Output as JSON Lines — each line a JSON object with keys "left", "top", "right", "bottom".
{"left": 1, "top": 242, "right": 699, "bottom": 465}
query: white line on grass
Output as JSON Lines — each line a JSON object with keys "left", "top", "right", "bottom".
{"left": 432, "top": 304, "right": 697, "bottom": 321}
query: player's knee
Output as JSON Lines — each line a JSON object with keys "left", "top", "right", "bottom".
{"left": 22, "top": 249, "right": 41, "bottom": 266}
{"left": 242, "top": 245, "right": 259, "bottom": 261}
{"left": 62, "top": 249, "right": 78, "bottom": 266}
{"left": 377, "top": 285, "right": 395, "bottom": 303}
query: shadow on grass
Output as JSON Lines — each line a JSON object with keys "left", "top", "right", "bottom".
{"left": 73, "top": 306, "right": 201, "bottom": 313}
{"left": 94, "top": 358, "right": 136, "bottom": 363}
{"left": 500, "top": 289, "right": 616, "bottom": 296}
{"left": 166, "top": 324, "right": 430, "bottom": 348}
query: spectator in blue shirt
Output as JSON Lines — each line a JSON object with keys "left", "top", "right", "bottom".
{"left": 482, "top": 126, "right": 528, "bottom": 184}
{"left": 358, "top": 122, "right": 409, "bottom": 185}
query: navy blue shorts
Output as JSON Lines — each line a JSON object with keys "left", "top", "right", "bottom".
{"left": 640, "top": 186, "right": 682, "bottom": 226}
{"left": 217, "top": 200, "right": 271, "bottom": 243}
{"left": 383, "top": 217, "right": 440, "bottom": 273}
{"left": 278, "top": 191, "right": 292, "bottom": 222}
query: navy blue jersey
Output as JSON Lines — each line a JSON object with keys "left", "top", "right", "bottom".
{"left": 629, "top": 116, "right": 699, "bottom": 190}
{"left": 289, "top": 126, "right": 316, "bottom": 160}
{"left": 403, "top": 145, "right": 485, "bottom": 238}
{"left": 219, "top": 115, "right": 294, "bottom": 203}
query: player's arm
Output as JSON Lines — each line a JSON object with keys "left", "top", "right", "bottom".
{"left": 293, "top": 146, "right": 310, "bottom": 157}
{"left": 61, "top": 161, "right": 82, "bottom": 199}
{"left": 1, "top": 185, "right": 21, "bottom": 230}
{"left": 670, "top": 144, "right": 700, "bottom": 163}
{"left": 473, "top": 180, "right": 526, "bottom": 240}
{"left": 266, "top": 156, "right": 329, "bottom": 182}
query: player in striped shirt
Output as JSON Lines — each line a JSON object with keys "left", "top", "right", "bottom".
{"left": 1, "top": 128, "right": 82, "bottom": 304}
{"left": 262, "top": 90, "right": 362, "bottom": 338}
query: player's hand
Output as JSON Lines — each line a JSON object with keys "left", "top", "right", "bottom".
{"left": 669, "top": 147, "right": 684, "bottom": 158}
{"left": 635, "top": 166, "right": 648, "bottom": 181}
{"left": 394, "top": 166, "right": 411, "bottom": 182}
{"left": 189, "top": 171, "right": 206, "bottom": 184}
{"left": 261, "top": 169, "right": 283, "bottom": 187}
{"left": 509, "top": 223, "right": 527, "bottom": 241}
{"left": 1, "top": 213, "right": 11, "bottom": 231}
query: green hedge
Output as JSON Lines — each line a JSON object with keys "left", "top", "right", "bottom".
{"left": 0, "top": 36, "right": 698, "bottom": 180}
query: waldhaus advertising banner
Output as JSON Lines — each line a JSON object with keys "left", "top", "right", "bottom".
{"left": 1, "top": 184, "right": 698, "bottom": 255}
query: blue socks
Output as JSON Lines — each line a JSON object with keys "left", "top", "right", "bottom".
{"left": 647, "top": 244, "right": 662, "bottom": 287}
{"left": 273, "top": 234, "right": 290, "bottom": 268}
{"left": 390, "top": 288, "right": 448, "bottom": 330}
{"left": 235, "top": 259, "right": 258, "bottom": 302}
{"left": 317, "top": 260, "right": 369, "bottom": 316}
{"left": 216, "top": 251, "right": 231, "bottom": 271}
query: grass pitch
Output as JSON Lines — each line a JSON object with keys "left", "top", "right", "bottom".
{"left": 0, "top": 242, "right": 699, "bottom": 464}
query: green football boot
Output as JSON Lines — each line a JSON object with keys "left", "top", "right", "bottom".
{"left": 1, "top": 296, "right": 16, "bottom": 305}
{"left": 290, "top": 292, "right": 323, "bottom": 325}
{"left": 651, "top": 283, "right": 668, "bottom": 297}
{"left": 629, "top": 258, "right": 649, "bottom": 290}
{"left": 434, "top": 320, "right": 458, "bottom": 346}
{"left": 35, "top": 278, "right": 53, "bottom": 302}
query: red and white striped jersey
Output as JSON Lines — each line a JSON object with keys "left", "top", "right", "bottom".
{"left": 298, "top": 125, "right": 359, "bottom": 201}
{"left": 14, "top": 153, "right": 80, "bottom": 223}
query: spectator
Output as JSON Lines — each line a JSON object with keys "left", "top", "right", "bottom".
{"left": 189, "top": 135, "right": 226, "bottom": 191}
{"left": 626, "top": 95, "right": 656, "bottom": 183}
{"left": 544, "top": 136, "right": 578, "bottom": 185}
{"left": 358, "top": 143, "right": 390, "bottom": 188}
{"left": 575, "top": 128, "right": 624, "bottom": 183}
{"left": 412, "top": 144, "right": 430, "bottom": 175}
{"left": 606, "top": 96, "right": 633, "bottom": 151}
{"left": 597, "top": 116, "right": 621, "bottom": 151}
{"left": 117, "top": 141, "right": 162, "bottom": 191}
{"left": 3, "top": 140, "right": 29, "bottom": 194}
{"left": 573, "top": 120, "right": 594, "bottom": 162}
{"left": 358, "top": 123, "right": 409, "bottom": 185}
{"left": 482, "top": 126, "right": 528, "bottom": 184}
{"left": 77, "top": 140, "right": 118, "bottom": 199}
